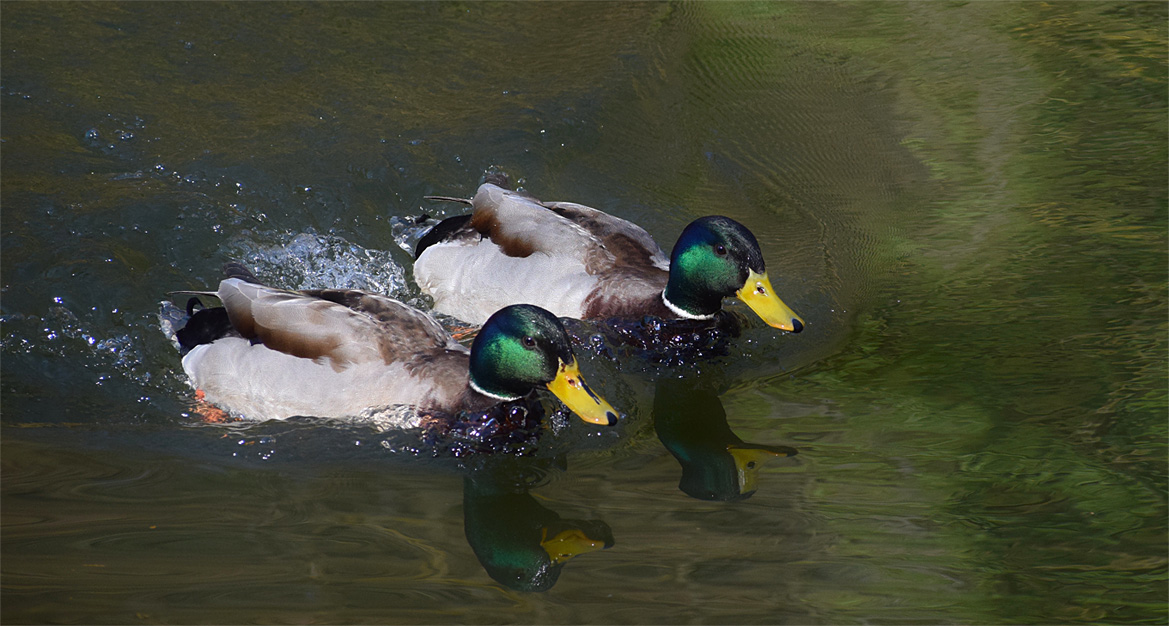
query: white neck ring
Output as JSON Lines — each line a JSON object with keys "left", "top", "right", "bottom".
{"left": 661, "top": 291, "right": 715, "bottom": 320}
{"left": 469, "top": 378, "right": 522, "bottom": 402}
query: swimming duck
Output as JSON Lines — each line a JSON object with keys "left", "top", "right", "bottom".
{"left": 169, "top": 264, "right": 619, "bottom": 427}
{"left": 414, "top": 179, "right": 805, "bottom": 332}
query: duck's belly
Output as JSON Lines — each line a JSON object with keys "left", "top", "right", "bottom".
{"left": 181, "top": 337, "right": 447, "bottom": 422}
{"left": 415, "top": 242, "right": 599, "bottom": 325}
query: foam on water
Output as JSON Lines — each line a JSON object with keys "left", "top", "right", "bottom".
{"left": 224, "top": 230, "right": 408, "bottom": 296}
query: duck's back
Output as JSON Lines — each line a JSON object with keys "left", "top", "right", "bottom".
{"left": 182, "top": 279, "right": 477, "bottom": 420}
{"left": 414, "top": 184, "right": 670, "bottom": 325}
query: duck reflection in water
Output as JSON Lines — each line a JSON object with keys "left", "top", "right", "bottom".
{"left": 462, "top": 458, "right": 614, "bottom": 592}
{"left": 654, "top": 379, "right": 797, "bottom": 501}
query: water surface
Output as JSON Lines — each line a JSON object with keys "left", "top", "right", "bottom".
{"left": 2, "top": 2, "right": 1166, "bottom": 624}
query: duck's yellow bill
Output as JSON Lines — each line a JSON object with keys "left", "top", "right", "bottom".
{"left": 541, "top": 528, "right": 606, "bottom": 565}
{"left": 728, "top": 444, "right": 798, "bottom": 495}
{"left": 736, "top": 269, "right": 805, "bottom": 333}
{"left": 546, "top": 358, "right": 619, "bottom": 426}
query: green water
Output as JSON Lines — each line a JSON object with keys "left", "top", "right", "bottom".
{"left": 2, "top": 2, "right": 1165, "bottom": 623}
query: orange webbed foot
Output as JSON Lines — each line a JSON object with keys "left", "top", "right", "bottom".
{"left": 192, "top": 390, "right": 237, "bottom": 423}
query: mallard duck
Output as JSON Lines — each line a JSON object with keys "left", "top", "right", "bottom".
{"left": 169, "top": 265, "right": 619, "bottom": 427}
{"left": 414, "top": 180, "right": 805, "bottom": 332}
{"left": 653, "top": 379, "right": 796, "bottom": 501}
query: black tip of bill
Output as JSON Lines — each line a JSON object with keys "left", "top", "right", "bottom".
{"left": 790, "top": 318, "right": 804, "bottom": 333}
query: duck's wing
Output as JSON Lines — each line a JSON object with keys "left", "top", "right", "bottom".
{"left": 414, "top": 183, "right": 675, "bottom": 324}
{"left": 537, "top": 200, "right": 672, "bottom": 318}
{"left": 467, "top": 183, "right": 617, "bottom": 272}
{"left": 421, "top": 183, "right": 669, "bottom": 273}
{"left": 540, "top": 200, "right": 670, "bottom": 272}
{"left": 299, "top": 287, "right": 459, "bottom": 350}
{"left": 218, "top": 278, "right": 457, "bottom": 368}
{"left": 413, "top": 184, "right": 611, "bottom": 323}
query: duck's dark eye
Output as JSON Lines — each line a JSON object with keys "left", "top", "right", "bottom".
{"left": 522, "top": 335, "right": 536, "bottom": 347}
{"left": 714, "top": 244, "right": 727, "bottom": 256}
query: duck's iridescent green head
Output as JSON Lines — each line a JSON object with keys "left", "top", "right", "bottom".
{"left": 469, "top": 304, "right": 619, "bottom": 426}
{"left": 663, "top": 216, "right": 805, "bottom": 332}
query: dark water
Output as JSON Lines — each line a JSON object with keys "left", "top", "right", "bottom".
{"left": 2, "top": 2, "right": 1165, "bottom": 623}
